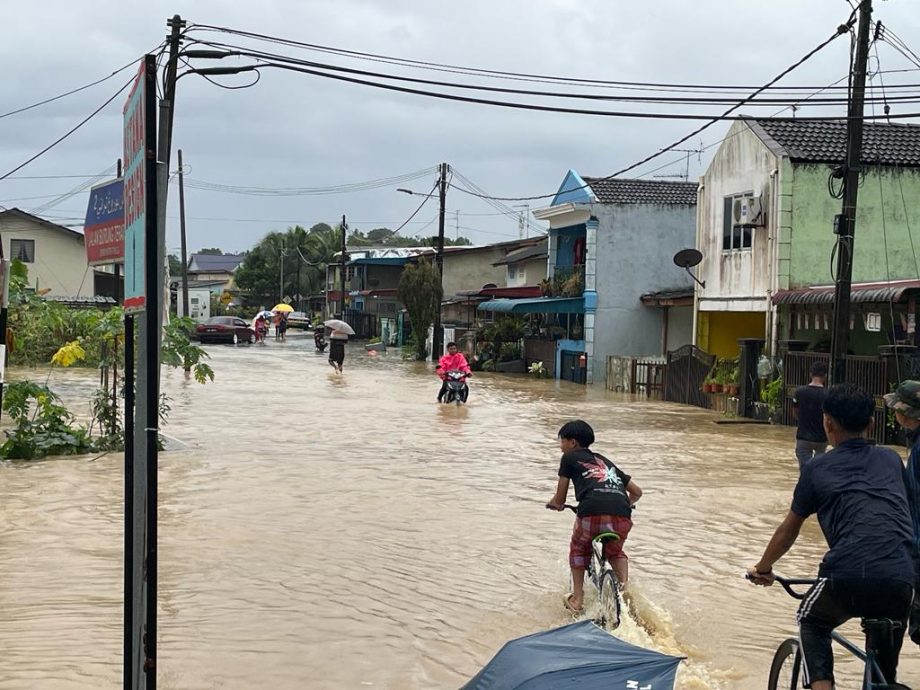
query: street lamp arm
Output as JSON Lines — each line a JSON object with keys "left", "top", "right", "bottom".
{"left": 180, "top": 49, "right": 241, "bottom": 59}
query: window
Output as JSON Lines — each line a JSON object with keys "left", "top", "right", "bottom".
{"left": 722, "top": 194, "right": 754, "bottom": 251}
{"left": 10, "top": 239, "right": 34, "bottom": 263}
{"left": 518, "top": 267, "right": 526, "bottom": 279}
{"left": 507, "top": 266, "right": 515, "bottom": 281}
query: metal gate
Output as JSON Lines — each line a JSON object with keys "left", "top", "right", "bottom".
{"left": 664, "top": 345, "right": 716, "bottom": 409}
{"left": 782, "top": 352, "right": 888, "bottom": 444}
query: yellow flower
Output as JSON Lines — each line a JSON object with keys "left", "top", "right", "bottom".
{"left": 51, "top": 340, "right": 86, "bottom": 368}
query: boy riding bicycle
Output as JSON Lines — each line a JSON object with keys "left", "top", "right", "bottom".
{"left": 546, "top": 420, "right": 642, "bottom": 613}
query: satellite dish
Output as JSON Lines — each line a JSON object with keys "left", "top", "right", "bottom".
{"left": 673, "top": 248, "right": 703, "bottom": 269}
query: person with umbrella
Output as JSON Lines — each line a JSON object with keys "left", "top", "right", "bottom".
{"left": 325, "top": 319, "right": 354, "bottom": 373}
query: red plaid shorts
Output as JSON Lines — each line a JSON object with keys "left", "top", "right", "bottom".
{"left": 569, "top": 514, "right": 632, "bottom": 569}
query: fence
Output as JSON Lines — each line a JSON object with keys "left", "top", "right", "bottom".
{"left": 664, "top": 345, "right": 716, "bottom": 409}
{"left": 782, "top": 351, "right": 888, "bottom": 444}
{"left": 344, "top": 309, "right": 378, "bottom": 339}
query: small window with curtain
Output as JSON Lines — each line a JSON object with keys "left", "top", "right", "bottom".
{"left": 10, "top": 239, "right": 35, "bottom": 263}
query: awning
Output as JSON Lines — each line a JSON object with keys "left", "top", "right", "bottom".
{"left": 772, "top": 279, "right": 920, "bottom": 306}
{"left": 478, "top": 297, "right": 584, "bottom": 314}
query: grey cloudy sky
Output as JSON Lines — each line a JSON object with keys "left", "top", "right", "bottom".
{"left": 1, "top": 0, "right": 918, "bottom": 254}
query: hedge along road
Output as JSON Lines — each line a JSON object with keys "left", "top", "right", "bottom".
{"left": 2, "top": 332, "right": 919, "bottom": 689}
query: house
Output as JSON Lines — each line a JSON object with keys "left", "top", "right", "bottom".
{"left": 0, "top": 208, "right": 92, "bottom": 296}
{"left": 326, "top": 246, "right": 430, "bottom": 340}
{"left": 440, "top": 237, "right": 547, "bottom": 329}
{"left": 695, "top": 118, "right": 920, "bottom": 358}
{"left": 479, "top": 173, "right": 697, "bottom": 385}
{"left": 186, "top": 253, "right": 244, "bottom": 294}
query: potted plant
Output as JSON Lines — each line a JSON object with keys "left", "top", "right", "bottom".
{"left": 725, "top": 366, "right": 740, "bottom": 396}
{"left": 702, "top": 378, "right": 714, "bottom": 393}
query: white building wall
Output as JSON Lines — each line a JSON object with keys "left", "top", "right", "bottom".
{"left": 696, "top": 121, "right": 779, "bottom": 313}
{"left": 0, "top": 217, "right": 90, "bottom": 295}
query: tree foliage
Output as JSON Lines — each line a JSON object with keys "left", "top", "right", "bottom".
{"left": 234, "top": 224, "right": 341, "bottom": 308}
{"left": 346, "top": 227, "right": 472, "bottom": 248}
{"left": 397, "top": 256, "right": 443, "bottom": 360}
{"left": 197, "top": 247, "right": 224, "bottom": 255}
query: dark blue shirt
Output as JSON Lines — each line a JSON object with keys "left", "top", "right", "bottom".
{"left": 791, "top": 438, "right": 914, "bottom": 583}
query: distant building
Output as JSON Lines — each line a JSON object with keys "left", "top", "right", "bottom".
{"left": 186, "top": 252, "right": 244, "bottom": 295}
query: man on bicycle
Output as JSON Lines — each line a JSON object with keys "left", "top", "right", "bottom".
{"left": 546, "top": 420, "right": 642, "bottom": 614}
{"left": 748, "top": 384, "right": 914, "bottom": 690}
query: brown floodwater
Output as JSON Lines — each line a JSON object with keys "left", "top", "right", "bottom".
{"left": 2, "top": 330, "right": 919, "bottom": 689}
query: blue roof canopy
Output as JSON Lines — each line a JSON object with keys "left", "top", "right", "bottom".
{"left": 478, "top": 297, "right": 584, "bottom": 314}
{"left": 463, "top": 621, "right": 682, "bottom": 690}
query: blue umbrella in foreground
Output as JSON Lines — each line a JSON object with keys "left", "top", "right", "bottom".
{"left": 462, "top": 621, "right": 683, "bottom": 690}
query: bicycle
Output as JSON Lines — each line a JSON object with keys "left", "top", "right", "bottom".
{"left": 562, "top": 504, "right": 623, "bottom": 630}
{"left": 754, "top": 575, "right": 912, "bottom": 690}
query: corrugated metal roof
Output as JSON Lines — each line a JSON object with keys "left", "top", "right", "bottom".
{"left": 772, "top": 280, "right": 920, "bottom": 305}
{"left": 478, "top": 297, "right": 585, "bottom": 314}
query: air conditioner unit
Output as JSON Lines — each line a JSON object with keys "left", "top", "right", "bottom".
{"left": 732, "top": 195, "right": 766, "bottom": 227}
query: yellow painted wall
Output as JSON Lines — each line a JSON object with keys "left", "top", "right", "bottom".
{"left": 697, "top": 311, "right": 766, "bottom": 358}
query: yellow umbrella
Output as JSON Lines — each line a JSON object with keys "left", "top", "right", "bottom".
{"left": 272, "top": 303, "right": 294, "bottom": 313}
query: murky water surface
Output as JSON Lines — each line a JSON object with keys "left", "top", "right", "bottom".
{"left": 2, "top": 331, "right": 919, "bottom": 689}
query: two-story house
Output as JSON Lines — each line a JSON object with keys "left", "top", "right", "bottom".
{"left": 695, "top": 118, "right": 920, "bottom": 358}
{"left": 479, "top": 172, "right": 697, "bottom": 385}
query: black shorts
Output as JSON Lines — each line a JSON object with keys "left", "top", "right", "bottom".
{"left": 797, "top": 576, "right": 912, "bottom": 687}
{"left": 329, "top": 341, "right": 345, "bottom": 366}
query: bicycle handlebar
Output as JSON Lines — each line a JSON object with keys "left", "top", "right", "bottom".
{"left": 746, "top": 573, "right": 816, "bottom": 600}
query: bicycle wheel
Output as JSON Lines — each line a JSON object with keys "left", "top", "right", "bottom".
{"left": 597, "top": 570, "right": 622, "bottom": 630}
{"left": 767, "top": 638, "right": 801, "bottom": 690}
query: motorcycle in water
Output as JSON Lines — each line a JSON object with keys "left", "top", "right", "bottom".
{"left": 442, "top": 370, "right": 470, "bottom": 405}
{"left": 314, "top": 330, "right": 328, "bottom": 353}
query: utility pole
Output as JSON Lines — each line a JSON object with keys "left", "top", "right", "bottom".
{"left": 279, "top": 241, "right": 286, "bottom": 304}
{"left": 829, "top": 0, "right": 873, "bottom": 384}
{"left": 432, "top": 162, "right": 448, "bottom": 361}
{"left": 455, "top": 209, "right": 460, "bottom": 241}
{"left": 339, "top": 214, "right": 347, "bottom": 319}
{"left": 177, "top": 149, "right": 190, "bottom": 318}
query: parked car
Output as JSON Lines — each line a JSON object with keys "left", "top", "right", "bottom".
{"left": 286, "top": 311, "right": 312, "bottom": 330}
{"left": 196, "top": 316, "right": 255, "bottom": 344}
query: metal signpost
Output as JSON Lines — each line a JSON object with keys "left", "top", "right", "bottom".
{"left": 123, "top": 53, "right": 158, "bottom": 690}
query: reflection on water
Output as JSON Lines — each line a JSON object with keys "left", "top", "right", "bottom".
{"left": 1, "top": 332, "right": 919, "bottom": 689}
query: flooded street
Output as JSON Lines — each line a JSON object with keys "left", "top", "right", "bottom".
{"left": 2, "top": 331, "right": 920, "bottom": 689}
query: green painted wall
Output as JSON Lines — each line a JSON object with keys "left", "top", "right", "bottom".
{"left": 788, "top": 164, "right": 920, "bottom": 287}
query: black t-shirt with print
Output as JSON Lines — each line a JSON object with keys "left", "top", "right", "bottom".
{"left": 558, "top": 448, "right": 632, "bottom": 518}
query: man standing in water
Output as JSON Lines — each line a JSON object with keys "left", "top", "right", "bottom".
{"left": 328, "top": 327, "right": 347, "bottom": 373}
{"left": 748, "top": 384, "right": 914, "bottom": 690}
{"left": 791, "top": 361, "right": 828, "bottom": 470}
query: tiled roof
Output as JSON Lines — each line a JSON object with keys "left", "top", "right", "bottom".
{"left": 582, "top": 178, "right": 698, "bottom": 205}
{"left": 750, "top": 119, "right": 920, "bottom": 167}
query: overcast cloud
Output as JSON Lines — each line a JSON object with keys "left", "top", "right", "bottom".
{"left": 1, "top": 0, "right": 918, "bottom": 254}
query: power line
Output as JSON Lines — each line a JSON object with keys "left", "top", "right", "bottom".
{"left": 182, "top": 38, "right": 920, "bottom": 108}
{"left": 0, "top": 76, "right": 135, "bottom": 182}
{"left": 0, "top": 45, "right": 164, "bottom": 120}
{"left": 442, "top": 14, "right": 860, "bottom": 202}
{"left": 189, "top": 22, "right": 909, "bottom": 94}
